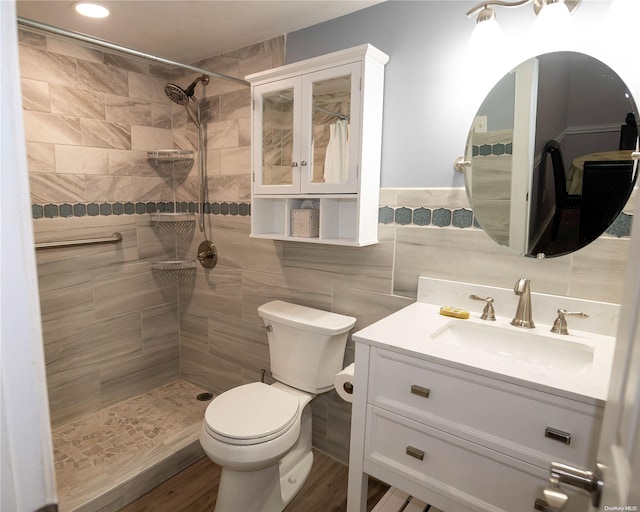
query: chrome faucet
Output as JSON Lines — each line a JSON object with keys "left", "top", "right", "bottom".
{"left": 511, "top": 278, "right": 535, "bottom": 328}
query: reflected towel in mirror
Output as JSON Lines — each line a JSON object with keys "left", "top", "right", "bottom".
{"left": 324, "top": 119, "right": 349, "bottom": 183}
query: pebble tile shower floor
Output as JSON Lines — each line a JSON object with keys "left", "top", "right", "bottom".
{"left": 51, "top": 379, "right": 210, "bottom": 512}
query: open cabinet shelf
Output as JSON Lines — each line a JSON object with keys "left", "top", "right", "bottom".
{"left": 251, "top": 195, "right": 377, "bottom": 246}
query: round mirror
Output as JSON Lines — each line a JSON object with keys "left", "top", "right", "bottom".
{"left": 464, "top": 51, "right": 638, "bottom": 258}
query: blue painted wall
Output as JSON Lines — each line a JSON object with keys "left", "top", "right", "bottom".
{"left": 285, "top": 0, "right": 628, "bottom": 188}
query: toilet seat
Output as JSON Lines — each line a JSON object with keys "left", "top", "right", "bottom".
{"left": 204, "top": 382, "right": 300, "bottom": 446}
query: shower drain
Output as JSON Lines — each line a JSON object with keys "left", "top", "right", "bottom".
{"left": 196, "top": 392, "right": 213, "bottom": 401}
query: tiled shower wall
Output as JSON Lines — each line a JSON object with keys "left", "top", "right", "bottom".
{"left": 21, "top": 28, "right": 180, "bottom": 427}
{"left": 23, "top": 31, "right": 632, "bottom": 464}
{"left": 20, "top": 29, "right": 282, "bottom": 427}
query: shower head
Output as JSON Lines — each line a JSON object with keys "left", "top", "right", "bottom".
{"left": 164, "top": 75, "right": 210, "bottom": 105}
{"left": 164, "top": 83, "right": 190, "bottom": 105}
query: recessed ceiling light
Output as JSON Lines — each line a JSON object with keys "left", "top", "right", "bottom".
{"left": 73, "top": 2, "right": 110, "bottom": 18}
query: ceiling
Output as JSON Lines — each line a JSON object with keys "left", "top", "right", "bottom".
{"left": 16, "top": 0, "right": 384, "bottom": 64}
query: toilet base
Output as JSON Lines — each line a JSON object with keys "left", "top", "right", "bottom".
{"left": 279, "top": 450, "right": 313, "bottom": 506}
{"left": 213, "top": 406, "right": 313, "bottom": 512}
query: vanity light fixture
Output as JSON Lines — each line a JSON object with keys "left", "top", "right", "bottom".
{"left": 73, "top": 2, "right": 110, "bottom": 18}
{"left": 466, "top": 0, "right": 580, "bottom": 38}
{"left": 468, "top": 5, "right": 502, "bottom": 50}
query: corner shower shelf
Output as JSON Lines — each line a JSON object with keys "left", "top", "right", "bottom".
{"left": 147, "top": 149, "right": 198, "bottom": 271}
{"left": 151, "top": 260, "right": 196, "bottom": 271}
{"left": 147, "top": 149, "right": 194, "bottom": 164}
{"left": 149, "top": 212, "right": 195, "bottom": 223}
{"left": 147, "top": 149, "right": 194, "bottom": 175}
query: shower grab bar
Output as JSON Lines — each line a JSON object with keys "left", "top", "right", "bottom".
{"left": 35, "top": 232, "right": 123, "bottom": 249}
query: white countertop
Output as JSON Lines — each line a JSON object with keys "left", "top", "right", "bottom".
{"left": 352, "top": 301, "right": 616, "bottom": 405}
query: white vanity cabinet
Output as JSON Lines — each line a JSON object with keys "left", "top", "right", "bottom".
{"left": 246, "top": 44, "right": 388, "bottom": 246}
{"left": 348, "top": 338, "right": 604, "bottom": 512}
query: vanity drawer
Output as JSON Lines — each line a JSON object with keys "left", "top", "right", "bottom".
{"left": 369, "top": 348, "right": 602, "bottom": 468}
{"left": 364, "top": 406, "right": 590, "bottom": 512}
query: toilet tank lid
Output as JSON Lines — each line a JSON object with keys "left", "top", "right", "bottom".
{"left": 258, "top": 301, "right": 356, "bottom": 335}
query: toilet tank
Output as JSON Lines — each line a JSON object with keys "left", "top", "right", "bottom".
{"left": 258, "top": 301, "right": 356, "bottom": 394}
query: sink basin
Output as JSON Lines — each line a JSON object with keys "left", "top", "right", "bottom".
{"left": 429, "top": 321, "right": 594, "bottom": 372}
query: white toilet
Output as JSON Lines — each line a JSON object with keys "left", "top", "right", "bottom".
{"left": 199, "top": 300, "right": 356, "bottom": 512}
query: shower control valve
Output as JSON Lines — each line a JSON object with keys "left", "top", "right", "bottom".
{"left": 197, "top": 240, "right": 218, "bottom": 269}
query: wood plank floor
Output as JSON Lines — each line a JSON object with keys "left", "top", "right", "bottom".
{"left": 120, "top": 449, "right": 388, "bottom": 512}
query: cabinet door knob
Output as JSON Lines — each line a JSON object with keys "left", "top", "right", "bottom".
{"left": 410, "top": 384, "right": 430, "bottom": 398}
{"left": 292, "top": 162, "right": 298, "bottom": 167}
{"left": 300, "top": 160, "right": 308, "bottom": 166}
{"left": 405, "top": 446, "right": 425, "bottom": 461}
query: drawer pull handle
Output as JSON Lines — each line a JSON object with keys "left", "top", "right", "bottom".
{"left": 406, "top": 446, "right": 425, "bottom": 461}
{"left": 545, "top": 427, "right": 572, "bottom": 445}
{"left": 534, "top": 498, "right": 554, "bottom": 512}
{"left": 410, "top": 384, "right": 430, "bottom": 398}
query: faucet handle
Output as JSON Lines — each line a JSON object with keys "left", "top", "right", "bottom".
{"left": 551, "top": 309, "right": 588, "bottom": 335}
{"left": 469, "top": 295, "right": 496, "bottom": 321}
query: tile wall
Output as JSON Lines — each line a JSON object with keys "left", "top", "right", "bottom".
{"left": 20, "top": 29, "right": 282, "bottom": 427}
{"left": 175, "top": 187, "right": 632, "bottom": 464}
{"left": 22, "top": 30, "right": 632, "bottom": 464}
{"left": 21, "top": 28, "right": 179, "bottom": 427}
{"left": 468, "top": 129, "right": 514, "bottom": 245}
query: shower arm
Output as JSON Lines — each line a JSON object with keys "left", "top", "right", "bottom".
{"left": 186, "top": 75, "right": 210, "bottom": 97}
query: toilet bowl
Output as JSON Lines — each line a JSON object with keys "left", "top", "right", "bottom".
{"left": 200, "top": 382, "right": 314, "bottom": 512}
{"left": 201, "top": 382, "right": 310, "bottom": 471}
{"left": 199, "top": 301, "right": 356, "bottom": 512}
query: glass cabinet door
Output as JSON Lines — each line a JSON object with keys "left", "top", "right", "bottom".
{"left": 253, "top": 78, "right": 301, "bottom": 193}
{"left": 252, "top": 63, "right": 361, "bottom": 195}
{"left": 262, "top": 88, "right": 294, "bottom": 186}
{"left": 302, "top": 62, "right": 361, "bottom": 193}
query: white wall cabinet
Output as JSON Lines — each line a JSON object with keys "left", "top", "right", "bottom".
{"left": 348, "top": 344, "right": 603, "bottom": 512}
{"left": 246, "top": 44, "right": 388, "bottom": 246}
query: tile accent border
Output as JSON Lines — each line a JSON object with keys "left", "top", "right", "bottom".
{"left": 377, "top": 205, "right": 634, "bottom": 238}
{"left": 32, "top": 201, "right": 251, "bottom": 219}
{"left": 472, "top": 142, "right": 513, "bottom": 157}
{"left": 30, "top": 200, "right": 633, "bottom": 238}
{"left": 379, "top": 206, "right": 475, "bottom": 229}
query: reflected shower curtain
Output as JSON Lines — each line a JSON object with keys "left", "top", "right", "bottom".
{"left": 323, "top": 119, "right": 349, "bottom": 183}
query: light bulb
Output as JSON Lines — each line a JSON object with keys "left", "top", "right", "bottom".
{"left": 533, "top": 1, "right": 572, "bottom": 35}
{"left": 73, "top": 2, "right": 110, "bottom": 18}
{"left": 469, "top": 16, "right": 503, "bottom": 54}
{"left": 605, "top": 0, "right": 640, "bottom": 30}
